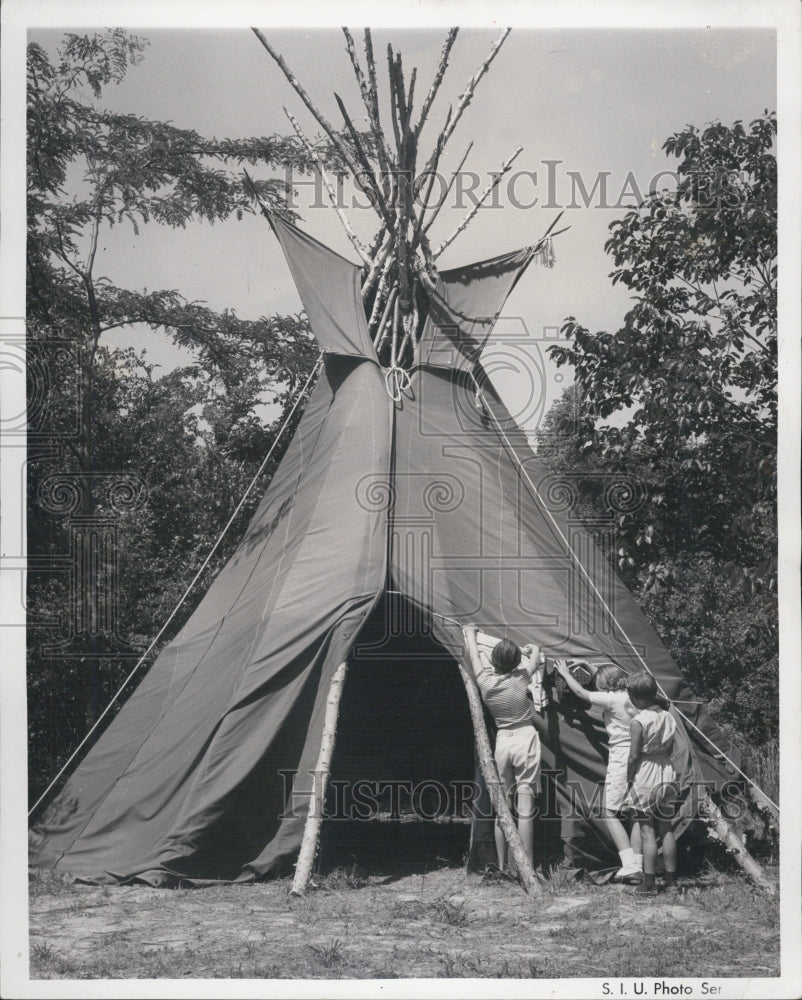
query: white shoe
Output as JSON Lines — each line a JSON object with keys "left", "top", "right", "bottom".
{"left": 614, "top": 861, "right": 643, "bottom": 883}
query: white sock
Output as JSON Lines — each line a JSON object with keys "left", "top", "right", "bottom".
{"left": 634, "top": 853, "right": 643, "bottom": 869}
{"left": 618, "top": 847, "right": 636, "bottom": 868}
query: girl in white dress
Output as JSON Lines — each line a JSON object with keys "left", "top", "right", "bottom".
{"left": 625, "top": 671, "right": 679, "bottom": 896}
{"left": 554, "top": 659, "right": 642, "bottom": 882}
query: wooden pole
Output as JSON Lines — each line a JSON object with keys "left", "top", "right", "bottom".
{"left": 283, "top": 108, "right": 371, "bottom": 265}
{"left": 361, "top": 231, "right": 394, "bottom": 297}
{"left": 291, "top": 661, "right": 349, "bottom": 897}
{"left": 409, "top": 113, "right": 449, "bottom": 254}
{"left": 440, "top": 29, "right": 512, "bottom": 150}
{"left": 341, "top": 27, "right": 395, "bottom": 182}
{"left": 699, "top": 791, "right": 775, "bottom": 895}
{"left": 252, "top": 30, "right": 364, "bottom": 184}
{"left": 334, "top": 93, "right": 395, "bottom": 230}
{"left": 434, "top": 146, "right": 523, "bottom": 259}
{"left": 373, "top": 285, "right": 398, "bottom": 354}
{"left": 386, "top": 45, "right": 403, "bottom": 157}
{"left": 362, "top": 29, "right": 391, "bottom": 168}
{"left": 413, "top": 28, "right": 459, "bottom": 140}
{"left": 421, "top": 140, "right": 473, "bottom": 237}
{"left": 457, "top": 664, "right": 542, "bottom": 894}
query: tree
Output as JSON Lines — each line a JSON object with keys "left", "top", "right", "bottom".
{"left": 26, "top": 29, "right": 323, "bottom": 779}
{"left": 536, "top": 387, "right": 778, "bottom": 746}
{"left": 548, "top": 113, "right": 777, "bottom": 593}
{"left": 540, "top": 114, "right": 778, "bottom": 744}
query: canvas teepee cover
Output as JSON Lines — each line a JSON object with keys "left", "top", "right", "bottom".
{"left": 29, "top": 216, "right": 742, "bottom": 883}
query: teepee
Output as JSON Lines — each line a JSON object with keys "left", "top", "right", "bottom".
{"left": 29, "top": 28, "right": 774, "bottom": 894}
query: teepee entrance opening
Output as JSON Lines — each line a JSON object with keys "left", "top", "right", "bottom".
{"left": 317, "top": 592, "right": 475, "bottom": 874}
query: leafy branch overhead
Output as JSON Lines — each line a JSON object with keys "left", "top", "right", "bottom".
{"left": 546, "top": 113, "right": 777, "bottom": 593}
{"left": 26, "top": 30, "right": 322, "bottom": 745}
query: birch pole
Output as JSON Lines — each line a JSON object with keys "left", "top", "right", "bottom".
{"left": 252, "top": 29, "right": 364, "bottom": 182}
{"left": 291, "top": 661, "right": 349, "bottom": 897}
{"left": 457, "top": 664, "right": 542, "bottom": 894}
{"left": 441, "top": 29, "right": 511, "bottom": 150}
{"left": 374, "top": 285, "right": 398, "bottom": 353}
{"left": 434, "top": 147, "right": 523, "bottom": 259}
{"left": 699, "top": 792, "right": 776, "bottom": 895}
{"left": 421, "top": 140, "right": 473, "bottom": 236}
{"left": 283, "top": 109, "right": 371, "bottom": 265}
{"left": 412, "top": 28, "right": 459, "bottom": 139}
{"left": 361, "top": 230, "right": 394, "bottom": 297}
{"left": 341, "top": 27, "right": 394, "bottom": 182}
{"left": 334, "top": 93, "right": 395, "bottom": 230}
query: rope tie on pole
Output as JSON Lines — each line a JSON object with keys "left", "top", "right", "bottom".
{"left": 384, "top": 364, "right": 411, "bottom": 401}
{"left": 28, "top": 354, "right": 325, "bottom": 820}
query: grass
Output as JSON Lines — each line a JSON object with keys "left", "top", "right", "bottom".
{"left": 391, "top": 893, "right": 469, "bottom": 926}
{"left": 28, "top": 861, "right": 779, "bottom": 981}
{"left": 308, "top": 938, "right": 347, "bottom": 968}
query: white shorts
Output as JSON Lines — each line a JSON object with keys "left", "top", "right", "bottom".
{"left": 604, "top": 743, "right": 630, "bottom": 813}
{"left": 494, "top": 725, "right": 541, "bottom": 795}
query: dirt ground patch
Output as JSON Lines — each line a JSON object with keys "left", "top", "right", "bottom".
{"left": 29, "top": 864, "right": 780, "bottom": 981}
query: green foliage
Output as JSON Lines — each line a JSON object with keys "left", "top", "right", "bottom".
{"left": 638, "top": 555, "right": 778, "bottom": 745}
{"left": 26, "top": 31, "right": 321, "bottom": 798}
{"left": 540, "top": 114, "right": 778, "bottom": 744}
{"left": 548, "top": 113, "right": 777, "bottom": 593}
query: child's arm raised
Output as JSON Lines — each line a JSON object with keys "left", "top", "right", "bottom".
{"left": 553, "top": 658, "right": 592, "bottom": 704}
{"left": 520, "top": 643, "right": 543, "bottom": 677}
{"left": 626, "top": 720, "right": 644, "bottom": 785}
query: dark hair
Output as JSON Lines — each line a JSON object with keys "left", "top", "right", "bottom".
{"left": 491, "top": 638, "right": 522, "bottom": 674}
{"left": 626, "top": 671, "right": 670, "bottom": 709}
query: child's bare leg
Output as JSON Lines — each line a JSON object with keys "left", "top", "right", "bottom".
{"left": 629, "top": 819, "right": 642, "bottom": 854}
{"left": 602, "top": 814, "right": 631, "bottom": 853}
{"left": 494, "top": 787, "right": 515, "bottom": 869}
{"left": 640, "top": 819, "right": 658, "bottom": 873}
{"left": 494, "top": 818, "right": 507, "bottom": 870}
{"left": 656, "top": 818, "right": 677, "bottom": 873}
{"left": 635, "top": 818, "right": 660, "bottom": 895}
{"left": 516, "top": 786, "right": 536, "bottom": 864}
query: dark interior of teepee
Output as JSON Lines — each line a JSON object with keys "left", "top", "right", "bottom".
{"left": 318, "top": 593, "right": 475, "bottom": 873}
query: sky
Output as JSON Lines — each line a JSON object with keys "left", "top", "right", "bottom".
{"left": 28, "top": 24, "right": 776, "bottom": 430}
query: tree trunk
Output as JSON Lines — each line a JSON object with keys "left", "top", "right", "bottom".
{"left": 291, "top": 661, "right": 349, "bottom": 897}
{"left": 457, "top": 664, "right": 542, "bottom": 894}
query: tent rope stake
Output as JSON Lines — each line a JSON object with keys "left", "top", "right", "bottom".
{"left": 28, "top": 354, "right": 325, "bottom": 821}
{"left": 292, "top": 661, "right": 349, "bottom": 897}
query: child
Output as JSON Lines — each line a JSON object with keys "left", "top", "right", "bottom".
{"left": 463, "top": 625, "right": 542, "bottom": 870}
{"left": 553, "top": 658, "right": 642, "bottom": 882}
{"left": 624, "top": 671, "right": 679, "bottom": 897}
